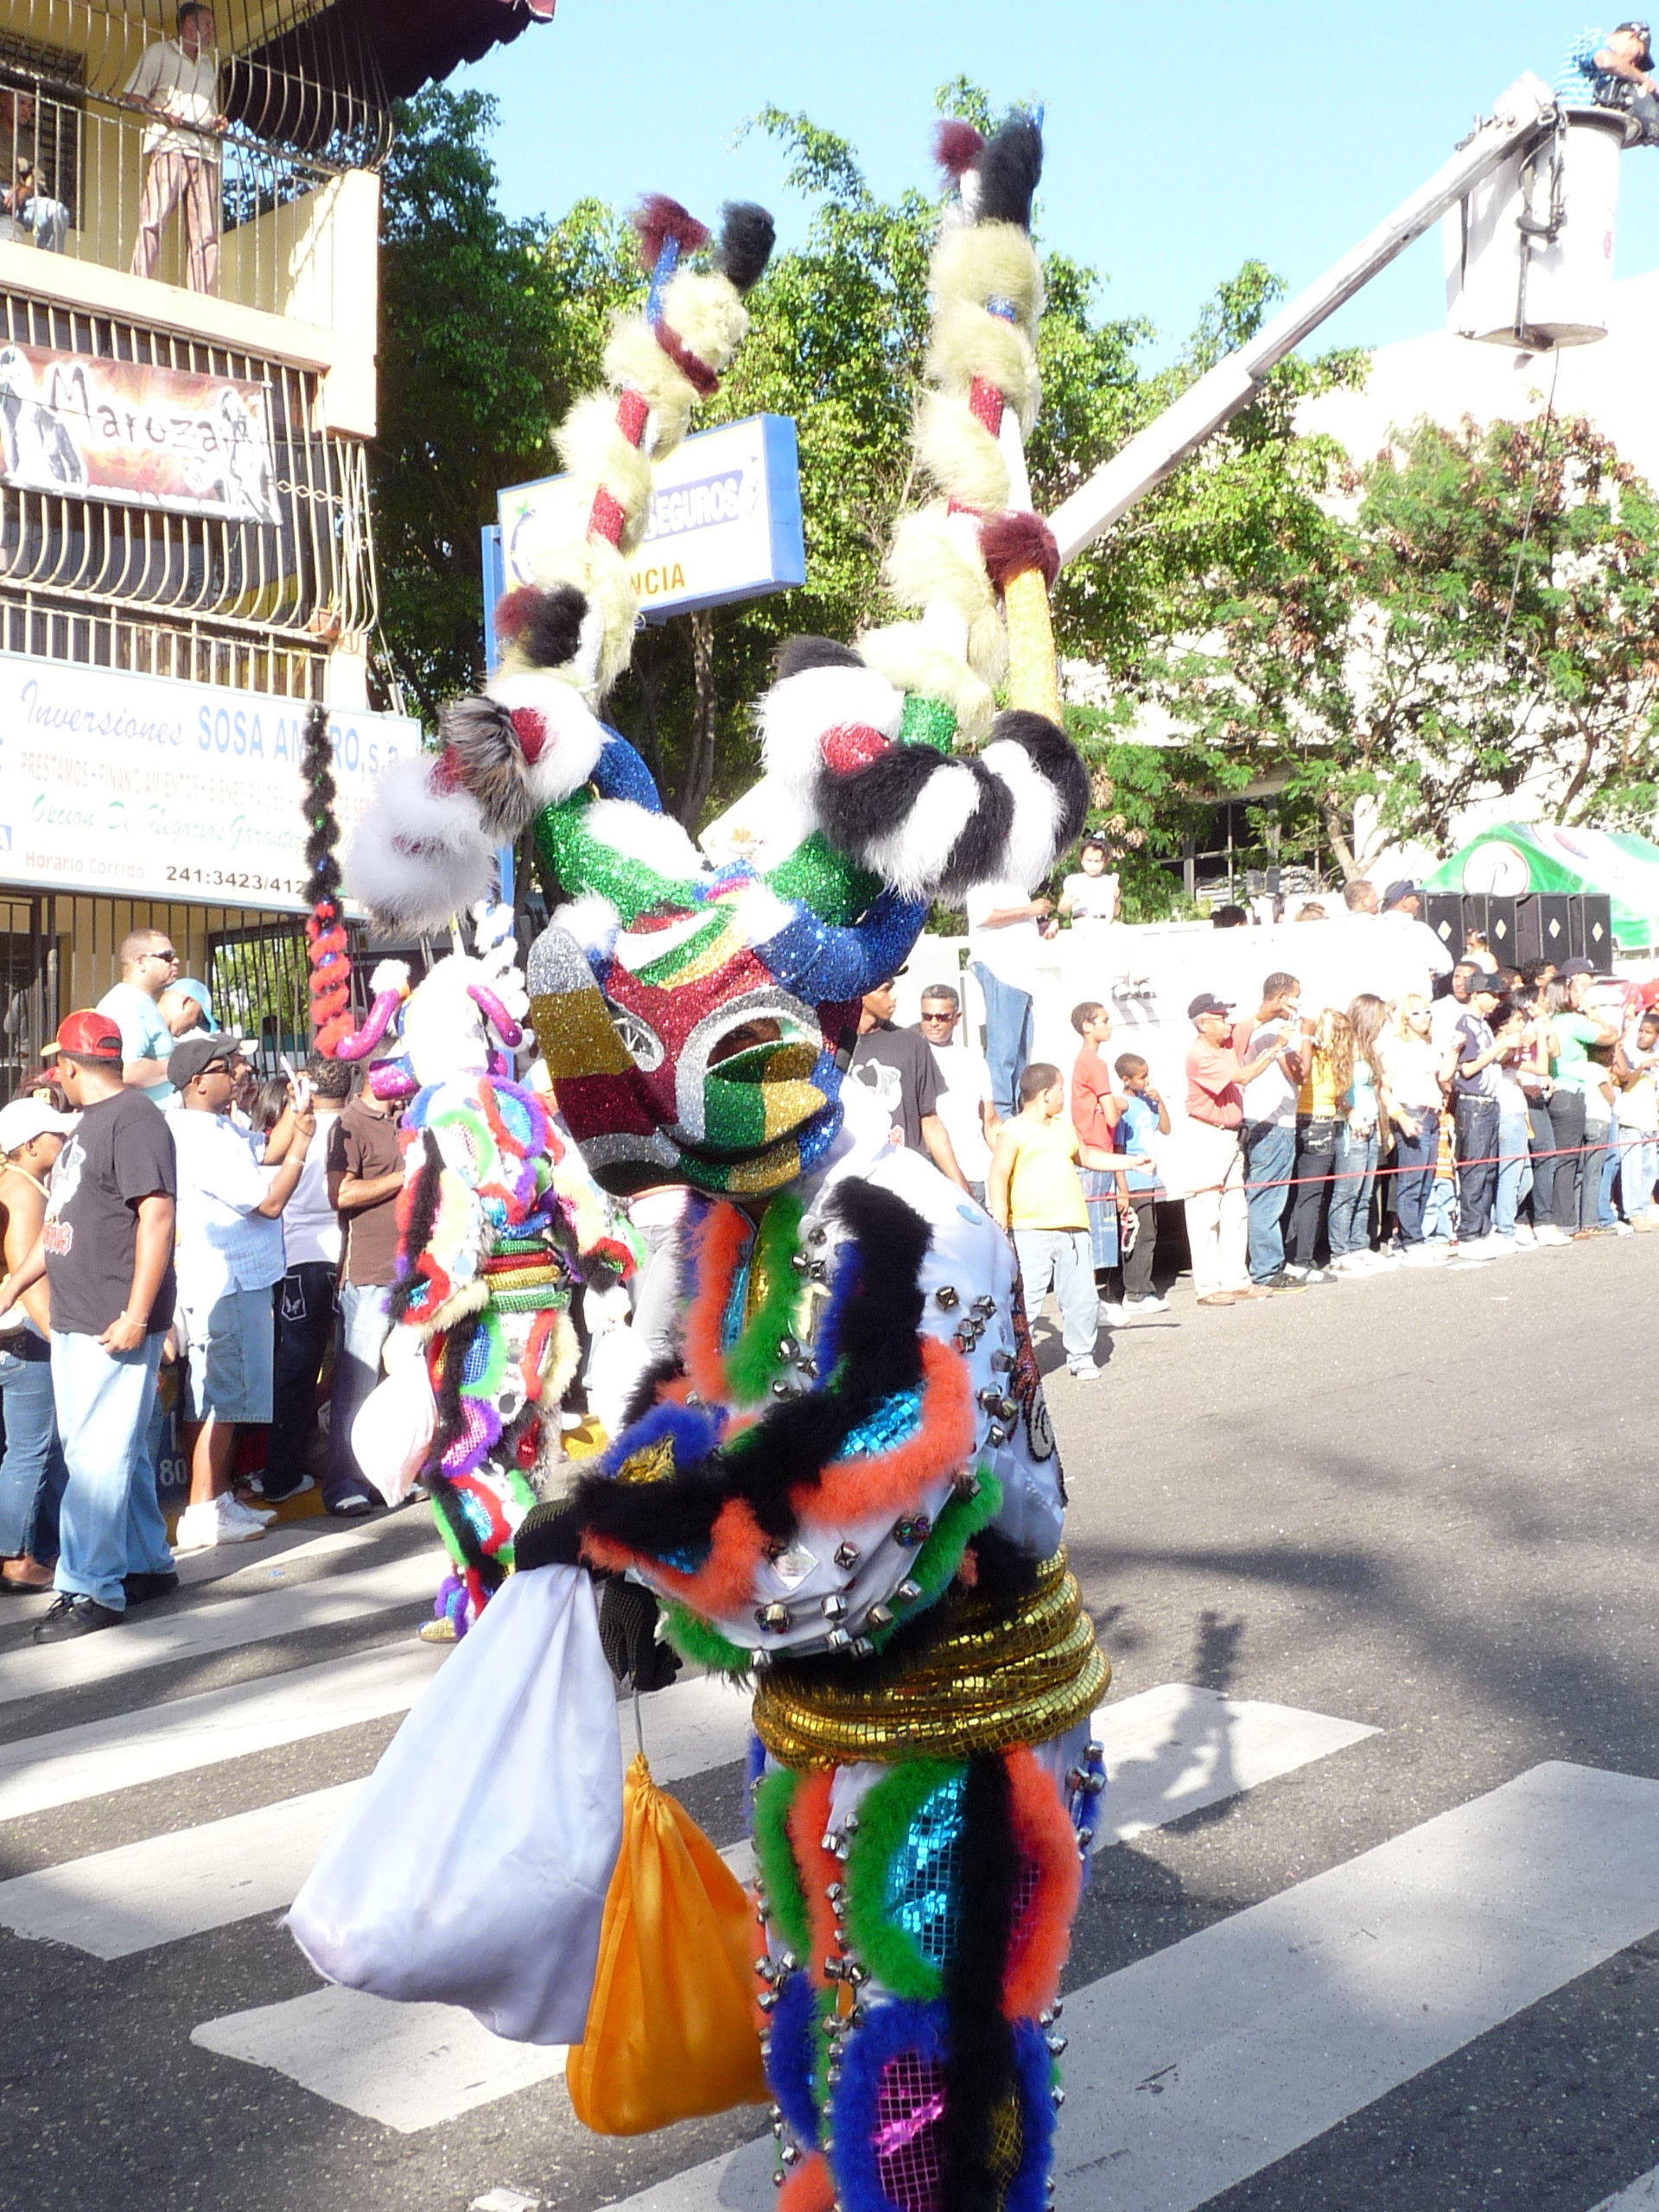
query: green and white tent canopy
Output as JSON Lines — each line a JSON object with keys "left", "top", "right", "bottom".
{"left": 1427, "top": 822, "right": 1659, "bottom": 951}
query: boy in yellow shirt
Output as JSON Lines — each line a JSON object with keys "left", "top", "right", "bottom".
{"left": 988, "top": 1061, "right": 1145, "bottom": 1381}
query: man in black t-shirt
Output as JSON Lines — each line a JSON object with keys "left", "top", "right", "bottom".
{"left": 847, "top": 978, "right": 970, "bottom": 1191}
{"left": 0, "top": 1009, "right": 178, "bottom": 1640}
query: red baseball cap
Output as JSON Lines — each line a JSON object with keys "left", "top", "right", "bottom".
{"left": 55, "top": 1009, "right": 123, "bottom": 1062}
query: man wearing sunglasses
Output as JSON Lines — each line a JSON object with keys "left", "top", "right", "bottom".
{"left": 97, "top": 929, "right": 182, "bottom": 1103}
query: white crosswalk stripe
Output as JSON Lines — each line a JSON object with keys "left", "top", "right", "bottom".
{"left": 3, "top": 1524, "right": 1655, "bottom": 2205}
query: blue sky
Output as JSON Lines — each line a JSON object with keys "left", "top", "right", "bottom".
{"left": 459, "top": 0, "right": 1659, "bottom": 365}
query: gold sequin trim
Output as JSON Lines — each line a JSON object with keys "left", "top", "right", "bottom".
{"left": 751, "top": 1548, "right": 1109, "bottom": 1768}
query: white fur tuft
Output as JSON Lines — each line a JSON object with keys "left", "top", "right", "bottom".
{"left": 367, "top": 958, "right": 411, "bottom": 997}
{"left": 758, "top": 665, "right": 906, "bottom": 794}
{"left": 980, "top": 737, "right": 1066, "bottom": 893}
{"left": 855, "top": 625, "right": 997, "bottom": 743}
{"left": 550, "top": 892, "right": 622, "bottom": 962}
{"left": 345, "top": 758, "right": 497, "bottom": 931}
{"left": 582, "top": 798, "right": 708, "bottom": 883}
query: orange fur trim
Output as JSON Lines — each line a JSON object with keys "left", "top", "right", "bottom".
{"left": 1001, "top": 1744, "right": 1084, "bottom": 2018}
{"left": 581, "top": 1493, "right": 769, "bottom": 1620}
{"left": 777, "top": 2152, "right": 836, "bottom": 2212}
{"left": 787, "top": 1770, "right": 840, "bottom": 1991}
{"left": 683, "top": 1202, "right": 751, "bottom": 1403}
{"left": 802, "top": 1335, "right": 976, "bottom": 1523}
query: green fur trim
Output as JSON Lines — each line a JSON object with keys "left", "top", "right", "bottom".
{"left": 842, "top": 1759, "right": 966, "bottom": 1999}
{"left": 660, "top": 1599, "right": 753, "bottom": 1677}
{"left": 723, "top": 1188, "right": 804, "bottom": 1406}
{"left": 863, "top": 1469, "right": 1004, "bottom": 1656}
{"left": 753, "top": 1765, "right": 813, "bottom": 1965}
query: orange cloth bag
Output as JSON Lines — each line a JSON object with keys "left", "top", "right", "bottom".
{"left": 565, "top": 1750, "right": 768, "bottom": 2134}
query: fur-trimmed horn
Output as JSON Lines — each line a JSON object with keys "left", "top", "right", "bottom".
{"left": 975, "top": 113, "right": 1044, "bottom": 231}
{"left": 715, "top": 201, "right": 776, "bottom": 294}
{"left": 815, "top": 747, "right": 1013, "bottom": 902}
{"left": 979, "top": 709, "right": 1090, "bottom": 893}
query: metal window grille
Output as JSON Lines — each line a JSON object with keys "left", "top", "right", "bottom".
{"left": 0, "top": 887, "right": 382, "bottom": 1102}
{"left": 0, "top": 293, "right": 378, "bottom": 651}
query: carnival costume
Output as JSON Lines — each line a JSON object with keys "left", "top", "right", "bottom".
{"left": 291, "top": 117, "right": 1110, "bottom": 2212}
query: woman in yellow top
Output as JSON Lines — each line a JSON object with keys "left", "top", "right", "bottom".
{"left": 1283, "top": 1007, "right": 1355, "bottom": 1283}
{"left": 987, "top": 1060, "right": 1142, "bottom": 1381}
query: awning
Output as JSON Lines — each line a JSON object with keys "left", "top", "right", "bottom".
{"left": 360, "top": 0, "right": 554, "bottom": 99}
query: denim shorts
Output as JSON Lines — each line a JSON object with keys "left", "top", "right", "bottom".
{"left": 182, "top": 1285, "right": 276, "bottom": 1425}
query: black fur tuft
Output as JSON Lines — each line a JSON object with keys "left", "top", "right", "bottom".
{"left": 990, "top": 708, "right": 1090, "bottom": 854}
{"left": 515, "top": 582, "right": 588, "bottom": 670}
{"left": 715, "top": 201, "right": 776, "bottom": 294}
{"left": 774, "top": 634, "right": 865, "bottom": 682}
{"left": 935, "top": 758, "right": 1017, "bottom": 903}
{"left": 939, "top": 1754, "right": 1023, "bottom": 2212}
{"left": 975, "top": 112, "right": 1044, "bottom": 230}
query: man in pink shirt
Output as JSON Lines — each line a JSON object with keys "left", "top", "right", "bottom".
{"left": 1182, "top": 993, "right": 1289, "bottom": 1307}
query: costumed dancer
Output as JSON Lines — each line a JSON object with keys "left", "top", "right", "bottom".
{"left": 305, "top": 118, "right": 1109, "bottom": 2212}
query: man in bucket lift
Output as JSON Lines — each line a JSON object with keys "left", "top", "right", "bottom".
{"left": 1559, "top": 22, "right": 1659, "bottom": 143}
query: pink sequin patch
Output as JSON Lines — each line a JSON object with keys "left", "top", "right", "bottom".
{"left": 874, "top": 2050, "right": 947, "bottom": 2212}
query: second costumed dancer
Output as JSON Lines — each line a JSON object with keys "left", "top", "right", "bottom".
{"left": 294, "top": 111, "right": 1109, "bottom": 2212}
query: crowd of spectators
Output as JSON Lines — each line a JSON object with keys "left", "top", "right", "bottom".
{"left": 0, "top": 930, "right": 404, "bottom": 1644}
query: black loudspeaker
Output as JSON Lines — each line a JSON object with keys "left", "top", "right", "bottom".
{"left": 1425, "top": 894, "right": 1464, "bottom": 956}
{"left": 1578, "top": 892, "right": 1614, "bottom": 969}
{"left": 1478, "top": 893, "right": 1520, "bottom": 966}
{"left": 1517, "top": 893, "right": 1573, "bottom": 967}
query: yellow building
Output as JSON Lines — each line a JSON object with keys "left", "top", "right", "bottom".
{"left": 0, "top": 0, "right": 550, "bottom": 1083}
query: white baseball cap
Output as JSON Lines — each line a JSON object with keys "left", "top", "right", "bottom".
{"left": 0, "top": 1098, "right": 78, "bottom": 1154}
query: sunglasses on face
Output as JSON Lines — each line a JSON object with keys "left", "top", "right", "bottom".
{"left": 919, "top": 1010, "right": 959, "bottom": 1024}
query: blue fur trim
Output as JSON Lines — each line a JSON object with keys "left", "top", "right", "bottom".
{"left": 830, "top": 1998, "right": 947, "bottom": 2212}
{"left": 1007, "top": 2018, "right": 1058, "bottom": 2212}
{"left": 766, "top": 1969, "right": 821, "bottom": 2148}
{"left": 747, "top": 1733, "right": 767, "bottom": 1787}
{"left": 810, "top": 1227, "right": 862, "bottom": 1382}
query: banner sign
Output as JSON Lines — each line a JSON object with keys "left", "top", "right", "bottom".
{"left": 0, "top": 652, "right": 418, "bottom": 913}
{"left": 0, "top": 344, "right": 283, "bottom": 524}
{"left": 497, "top": 413, "right": 805, "bottom": 624}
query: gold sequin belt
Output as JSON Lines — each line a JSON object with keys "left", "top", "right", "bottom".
{"left": 751, "top": 1548, "right": 1109, "bottom": 1769}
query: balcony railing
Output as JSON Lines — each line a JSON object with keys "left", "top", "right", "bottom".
{"left": 0, "top": 0, "right": 391, "bottom": 322}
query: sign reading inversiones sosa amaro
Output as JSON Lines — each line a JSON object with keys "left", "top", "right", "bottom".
{"left": 0, "top": 653, "right": 418, "bottom": 912}
{"left": 0, "top": 342, "right": 283, "bottom": 524}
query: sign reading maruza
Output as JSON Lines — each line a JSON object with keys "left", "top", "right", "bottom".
{"left": 0, "top": 344, "right": 282, "bottom": 524}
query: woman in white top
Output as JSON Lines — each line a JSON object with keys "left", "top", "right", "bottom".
{"left": 1379, "top": 994, "right": 1446, "bottom": 1255}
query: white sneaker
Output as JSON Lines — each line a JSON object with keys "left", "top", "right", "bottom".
{"left": 1124, "top": 1294, "right": 1169, "bottom": 1313}
{"left": 175, "top": 1494, "right": 266, "bottom": 1551}
{"left": 1615, "top": 1220, "right": 1636, "bottom": 1236}
{"left": 1535, "top": 1224, "right": 1572, "bottom": 1246}
{"left": 1097, "top": 1302, "right": 1127, "bottom": 1327}
{"left": 226, "top": 1494, "right": 276, "bottom": 1528}
{"left": 1401, "top": 1244, "right": 1440, "bottom": 1266}
{"left": 1067, "top": 1358, "right": 1101, "bottom": 1381}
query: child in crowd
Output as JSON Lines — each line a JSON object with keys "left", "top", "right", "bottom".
{"left": 1111, "top": 1054, "right": 1168, "bottom": 1314}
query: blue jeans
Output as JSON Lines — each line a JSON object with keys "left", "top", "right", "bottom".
{"left": 1495, "top": 1112, "right": 1534, "bottom": 1237}
{"left": 19, "top": 194, "right": 68, "bottom": 251}
{"left": 51, "top": 1331, "right": 168, "bottom": 1612}
{"left": 1013, "top": 1229, "right": 1098, "bottom": 1363}
{"left": 1597, "top": 1119, "right": 1621, "bottom": 1224}
{"left": 971, "top": 963, "right": 1033, "bottom": 1122}
{"left": 1619, "top": 1129, "right": 1659, "bottom": 1217}
{"left": 1327, "top": 1126, "right": 1378, "bottom": 1257}
{"left": 1242, "top": 1119, "right": 1295, "bottom": 1281}
{"left": 1453, "top": 1093, "right": 1500, "bottom": 1242}
{"left": 327, "top": 1281, "right": 391, "bottom": 1498}
{"left": 0, "top": 1339, "right": 65, "bottom": 1559}
{"left": 1392, "top": 1116, "right": 1440, "bottom": 1244}
{"left": 1582, "top": 1118, "right": 1611, "bottom": 1230}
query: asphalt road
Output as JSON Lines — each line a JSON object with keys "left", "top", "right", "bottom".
{"left": 0, "top": 1230, "right": 1655, "bottom": 2212}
